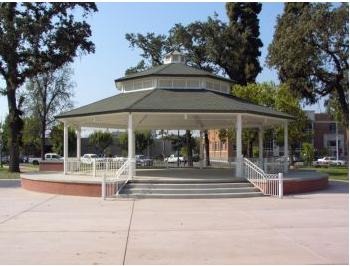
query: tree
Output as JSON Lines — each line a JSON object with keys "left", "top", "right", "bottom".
{"left": 0, "top": 3, "right": 97, "bottom": 172}
{"left": 267, "top": 3, "right": 349, "bottom": 130}
{"left": 274, "top": 85, "right": 313, "bottom": 163}
{"left": 21, "top": 116, "right": 41, "bottom": 156}
{"left": 88, "top": 131, "right": 113, "bottom": 155}
{"left": 224, "top": 3, "right": 263, "bottom": 84}
{"left": 231, "top": 82, "right": 312, "bottom": 163}
{"left": 50, "top": 123, "right": 76, "bottom": 156}
{"left": 117, "top": 130, "right": 154, "bottom": 156}
{"left": 117, "top": 132, "right": 128, "bottom": 157}
{"left": 24, "top": 65, "right": 74, "bottom": 160}
{"left": 158, "top": 129, "right": 168, "bottom": 159}
{"left": 301, "top": 143, "right": 315, "bottom": 166}
{"left": 135, "top": 130, "right": 154, "bottom": 155}
{"left": 0, "top": 116, "right": 9, "bottom": 154}
{"left": 125, "top": 32, "right": 169, "bottom": 67}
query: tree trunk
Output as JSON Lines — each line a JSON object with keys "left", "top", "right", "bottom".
{"left": 40, "top": 118, "right": 46, "bottom": 160}
{"left": 290, "top": 144, "right": 296, "bottom": 166}
{"left": 204, "top": 130, "right": 210, "bottom": 166}
{"left": 186, "top": 130, "right": 193, "bottom": 167}
{"left": 335, "top": 85, "right": 349, "bottom": 128}
{"left": 7, "top": 87, "right": 21, "bottom": 172}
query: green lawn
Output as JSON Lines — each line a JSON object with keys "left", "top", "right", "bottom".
{"left": 0, "top": 167, "right": 20, "bottom": 179}
{"left": 0, "top": 164, "right": 39, "bottom": 180}
{"left": 299, "top": 166, "right": 349, "bottom": 182}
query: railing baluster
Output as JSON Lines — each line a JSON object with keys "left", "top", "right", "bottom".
{"left": 243, "top": 157, "right": 283, "bottom": 198}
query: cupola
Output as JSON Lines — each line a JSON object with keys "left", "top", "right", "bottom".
{"left": 163, "top": 51, "right": 186, "bottom": 64}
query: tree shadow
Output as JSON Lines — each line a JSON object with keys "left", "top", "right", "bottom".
{"left": 0, "top": 180, "right": 20, "bottom": 188}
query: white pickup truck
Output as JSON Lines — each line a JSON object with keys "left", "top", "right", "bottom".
{"left": 164, "top": 154, "right": 185, "bottom": 163}
{"left": 28, "top": 153, "right": 63, "bottom": 165}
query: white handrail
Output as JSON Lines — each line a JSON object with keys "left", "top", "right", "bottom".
{"left": 101, "top": 158, "right": 135, "bottom": 199}
{"left": 243, "top": 157, "right": 283, "bottom": 198}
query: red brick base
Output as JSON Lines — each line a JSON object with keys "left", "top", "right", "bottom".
{"left": 39, "top": 162, "right": 64, "bottom": 172}
{"left": 21, "top": 177, "right": 101, "bottom": 197}
{"left": 21, "top": 174, "right": 329, "bottom": 198}
{"left": 283, "top": 177, "right": 328, "bottom": 194}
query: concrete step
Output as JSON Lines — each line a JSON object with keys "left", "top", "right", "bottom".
{"left": 119, "top": 178, "right": 263, "bottom": 199}
{"left": 122, "top": 187, "right": 260, "bottom": 194}
{"left": 118, "top": 191, "right": 264, "bottom": 199}
{"left": 130, "top": 178, "right": 246, "bottom": 184}
{"left": 126, "top": 182, "right": 254, "bottom": 189}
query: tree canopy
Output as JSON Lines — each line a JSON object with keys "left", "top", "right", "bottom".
{"left": 267, "top": 3, "right": 349, "bottom": 129}
{"left": 228, "top": 82, "right": 312, "bottom": 161}
{"left": 0, "top": 2, "right": 97, "bottom": 171}
{"left": 124, "top": 3, "right": 263, "bottom": 84}
{"left": 88, "top": 131, "right": 113, "bottom": 155}
{"left": 24, "top": 65, "right": 75, "bottom": 160}
{"left": 50, "top": 123, "right": 76, "bottom": 156}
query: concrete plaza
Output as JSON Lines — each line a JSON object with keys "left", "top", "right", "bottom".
{"left": 0, "top": 179, "right": 348, "bottom": 265}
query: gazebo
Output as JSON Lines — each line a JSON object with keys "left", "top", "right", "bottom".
{"left": 56, "top": 51, "right": 294, "bottom": 197}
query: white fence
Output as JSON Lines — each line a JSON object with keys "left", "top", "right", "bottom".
{"left": 243, "top": 157, "right": 283, "bottom": 198}
{"left": 65, "top": 157, "right": 127, "bottom": 177}
{"left": 208, "top": 158, "right": 237, "bottom": 169}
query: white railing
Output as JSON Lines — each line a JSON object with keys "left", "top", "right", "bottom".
{"left": 101, "top": 158, "right": 135, "bottom": 199}
{"left": 243, "top": 157, "right": 283, "bottom": 198}
{"left": 208, "top": 157, "right": 237, "bottom": 169}
{"left": 65, "top": 157, "right": 127, "bottom": 177}
{"left": 245, "top": 157, "right": 288, "bottom": 174}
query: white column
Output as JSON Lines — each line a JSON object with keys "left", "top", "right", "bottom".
{"left": 203, "top": 131, "right": 208, "bottom": 167}
{"left": 76, "top": 127, "right": 81, "bottom": 160}
{"left": 259, "top": 127, "right": 264, "bottom": 164}
{"left": 199, "top": 130, "right": 204, "bottom": 169}
{"left": 336, "top": 122, "right": 339, "bottom": 160}
{"left": 284, "top": 121, "right": 289, "bottom": 173}
{"left": 236, "top": 114, "right": 243, "bottom": 177}
{"left": 63, "top": 122, "right": 68, "bottom": 174}
{"left": 128, "top": 113, "right": 135, "bottom": 179}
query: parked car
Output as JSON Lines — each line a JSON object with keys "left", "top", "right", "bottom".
{"left": 81, "top": 153, "right": 99, "bottom": 164}
{"left": 313, "top": 157, "right": 346, "bottom": 167}
{"left": 135, "top": 155, "right": 153, "bottom": 166}
{"left": 0, "top": 155, "right": 9, "bottom": 164}
{"left": 164, "top": 154, "right": 185, "bottom": 163}
{"left": 28, "top": 153, "right": 63, "bottom": 165}
{"left": 113, "top": 155, "right": 126, "bottom": 162}
{"left": 329, "top": 159, "right": 347, "bottom": 166}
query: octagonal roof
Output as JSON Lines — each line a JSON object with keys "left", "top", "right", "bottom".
{"left": 56, "top": 88, "right": 293, "bottom": 120}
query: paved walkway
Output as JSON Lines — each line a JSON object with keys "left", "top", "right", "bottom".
{"left": 0, "top": 180, "right": 348, "bottom": 264}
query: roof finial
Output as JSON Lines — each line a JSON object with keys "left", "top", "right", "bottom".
{"left": 163, "top": 50, "right": 185, "bottom": 64}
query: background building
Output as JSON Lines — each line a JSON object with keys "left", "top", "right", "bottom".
{"left": 208, "top": 111, "right": 348, "bottom": 162}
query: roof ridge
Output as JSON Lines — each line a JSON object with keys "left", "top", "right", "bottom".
{"left": 124, "top": 63, "right": 168, "bottom": 78}
{"left": 127, "top": 89, "right": 156, "bottom": 109}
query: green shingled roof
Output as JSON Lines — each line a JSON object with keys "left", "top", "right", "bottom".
{"left": 56, "top": 88, "right": 294, "bottom": 120}
{"left": 115, "top": 63, "right": 233, "bottom": 83}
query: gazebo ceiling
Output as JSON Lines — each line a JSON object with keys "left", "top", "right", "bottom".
{"left": 56, "top": 88, "right": 293, "bottom": 130}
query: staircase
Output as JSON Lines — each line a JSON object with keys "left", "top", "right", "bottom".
{"left": 118, "top": 178, "right": 264, "bottom": 199}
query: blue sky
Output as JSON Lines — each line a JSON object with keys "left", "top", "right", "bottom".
{"left": 0, "top": 2, "right": 323, "bottom": 122}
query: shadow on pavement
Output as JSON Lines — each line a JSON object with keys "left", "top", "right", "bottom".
{"left": 0, "top": 180, "right": 21, "bottom": 188}
{"left": 324, "top": 180, "right": 349, "bottom": 194}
